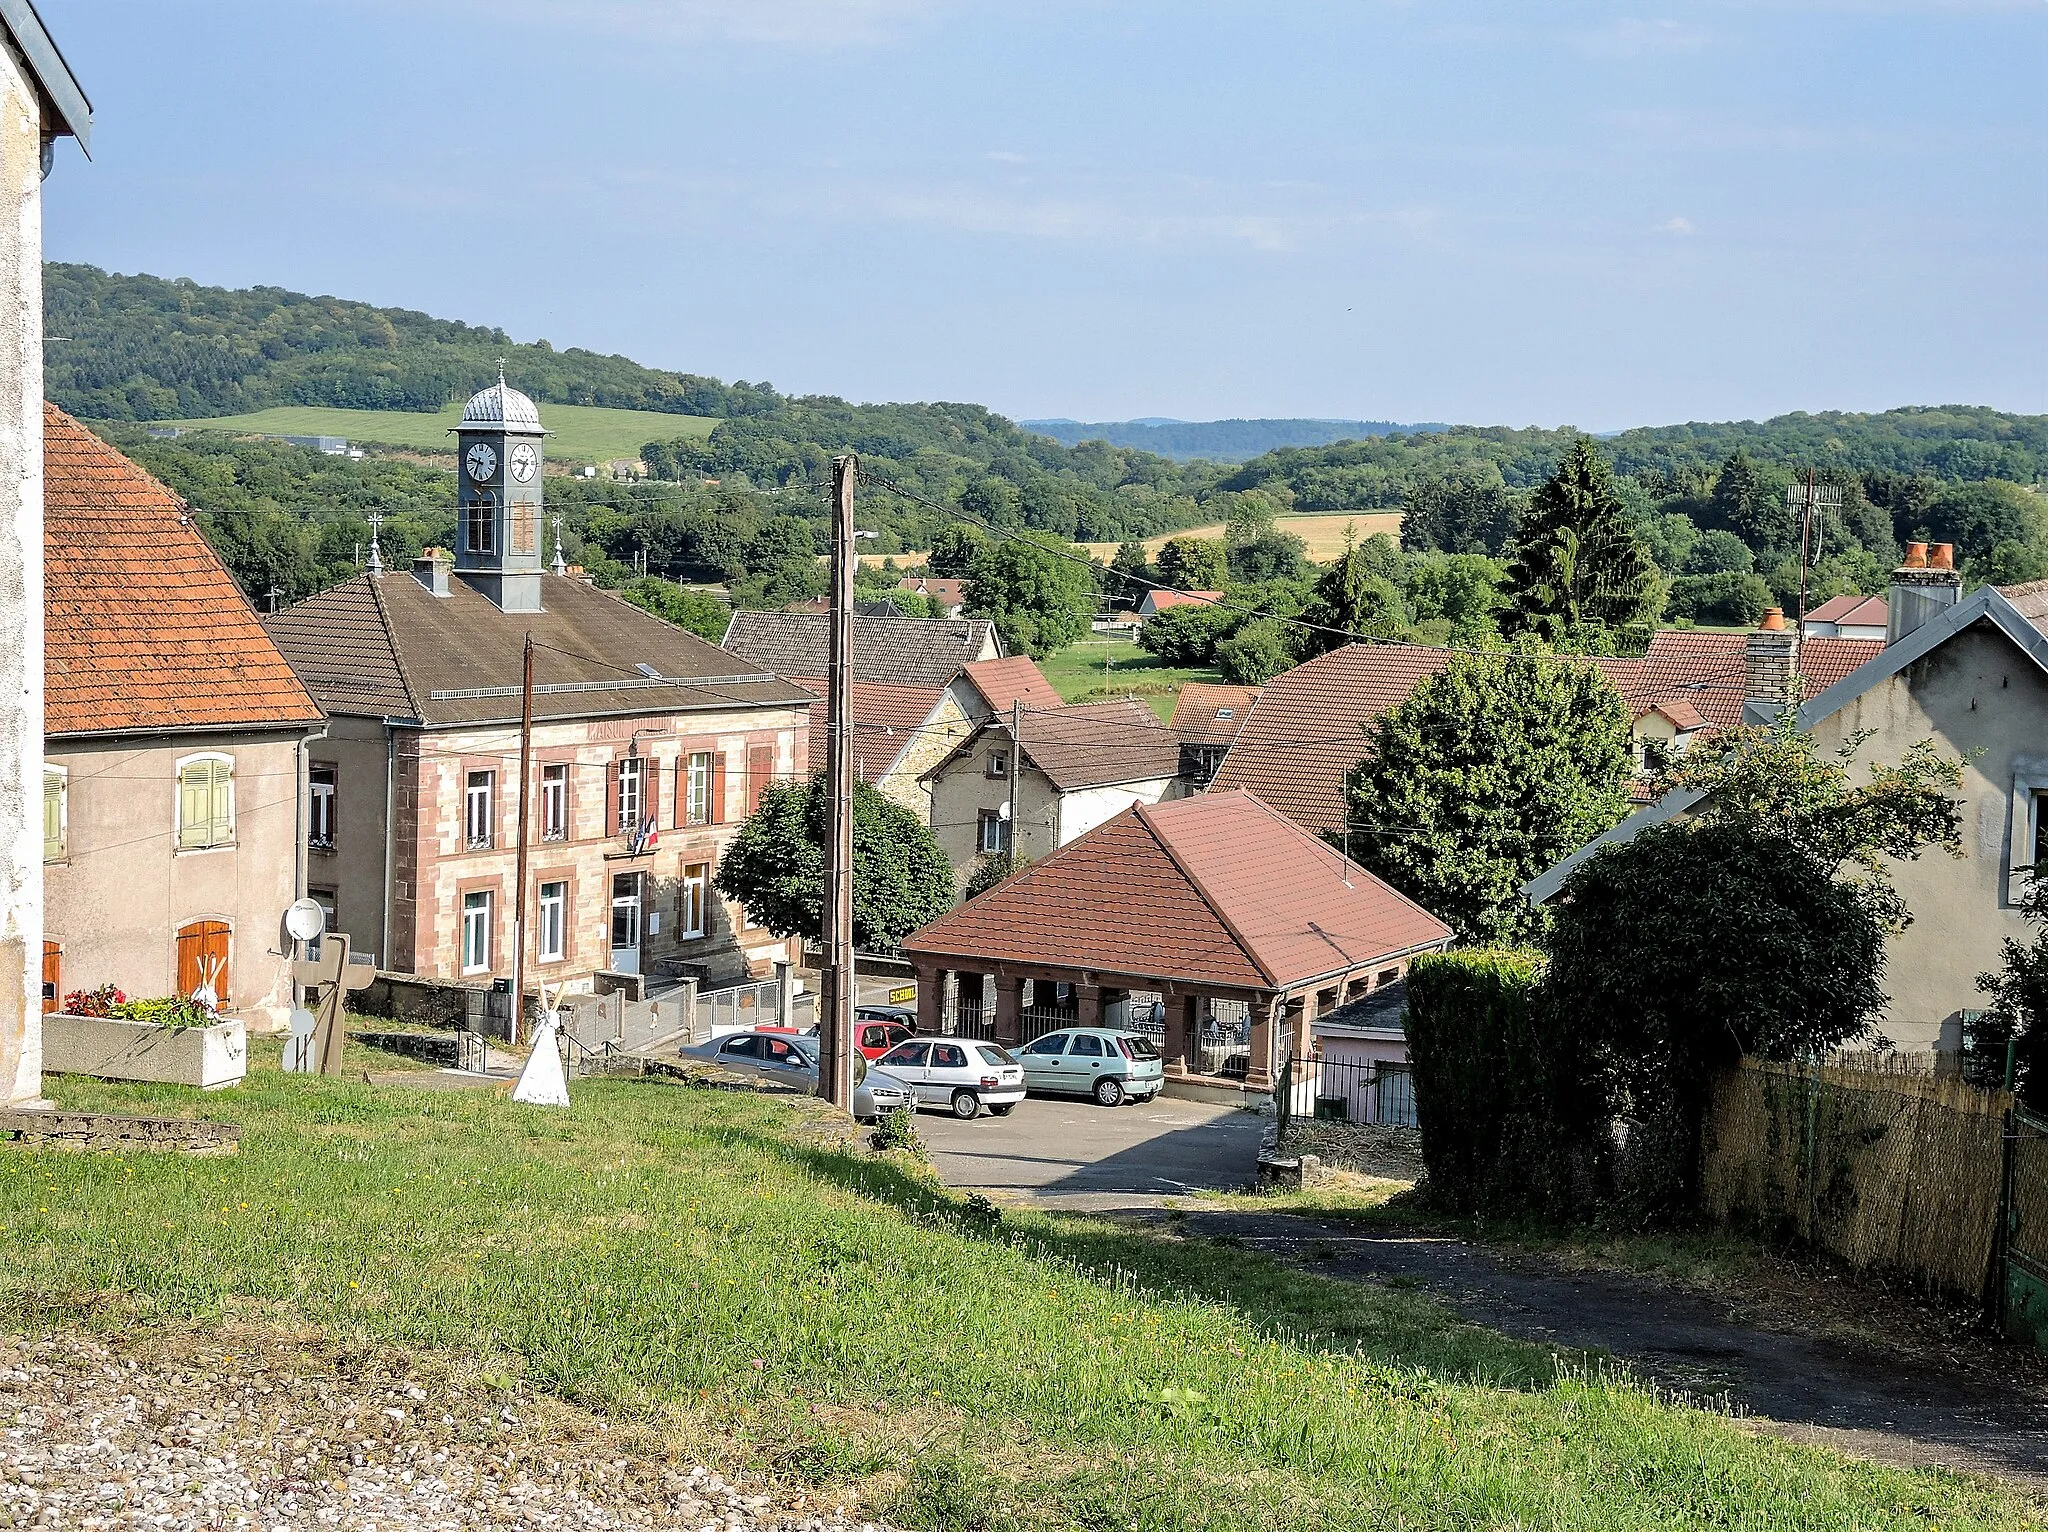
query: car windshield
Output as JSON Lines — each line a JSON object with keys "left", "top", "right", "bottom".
{"left": 1119, "top": 1035, "right": 1160, "bottom": 1060}
{"left": 975, "top": 1045, "right": 1017, "bottom": 1067}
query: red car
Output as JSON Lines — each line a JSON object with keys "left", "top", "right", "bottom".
{"left": 856, "top": 1017, "right": 915, "bottom": 1060}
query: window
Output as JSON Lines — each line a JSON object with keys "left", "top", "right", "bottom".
{"left": 308, "top": 765, "right": 336, "bottom": 851}
{"left": 307, "top": 888, "right": 337, "bottom": 961}
{"left": 176, "top": 756, "right": 234, "bottom": 850}
{"left": 464, "top": 491, "right": 494, "bottom": 555}
{"left": 1215, "top": 707, "right": 1235, "bottom": 720}
{"left": 1069, "top": 1034, "right": 1105, "bottom": 1057}
{"left": 976, "top": 1045, "right": 1017, "bottom": 1068}
{"left": 978, "top": 808, "right": 1010, "bottom": 855}
{"left": 616, "top": 758, "right": 644, "bottom": 836}
{"left": 1021, "top": 1034, "right": 1068, "bottom": 1056}
{"left": 537, "top": 880, "right": 567, "bottom": 963}
{"left": 1119, "top": 1035, "right": 1159, "bottom": 1060}
{"left": 1374, "top": 967, "right": 1400, "bottom": 989}
{"left": 679, "top": 862, "right": 709, "bottom": 939}
{"left": 986, "top": 748, "right": 1009, "bottom": 779}
{"left": 41, "top": 768, "right": 64, "bottom": 862}
{"left": 540, "top": 764, "right": 568, "bottom": 842}
{"left": 461, "top": 891, "right": 492, "bottom": 974}
{"left": 931, "top": 1043, "right": 967, "bottom": 1069}
{"left": 684, "top": 751, "right": 714, "bottom": 826}
{"left": 878, "top": 1041, "right": 929, "bottom": 1070}
{"left": 721, "top": 1034, "right": 761, "bottom": 1060}
{"left": 465, "top": 770, "right": 495, "bottom": 849}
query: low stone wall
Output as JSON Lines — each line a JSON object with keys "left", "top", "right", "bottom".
{"left": 355, "top": 973, "right": 540, "bottom": 1040}
{"left": 0, "top": 1109, "right": 238, "bottom": 1156}
{"left": 347, "top": 1030, "right": 481, "bottom": 1070}
{"left": 1279, "top": 1118, "right": 1425, "bottom": 1182}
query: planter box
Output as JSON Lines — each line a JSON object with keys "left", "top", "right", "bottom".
{"left": 42, "top": 1013, "right": 247, "bottom": 1090}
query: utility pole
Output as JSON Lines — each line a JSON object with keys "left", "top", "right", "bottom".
{"left": 819, "top": 454, "right": 858, "bottom": 1111}
{"left": 508, "top": 634, "right": 535, "bottom": 1048}
{"left": 1008, "top": 697, "right": 1022, "bottom": 861}
{"left": 1787, "top": 470, "right": 1842, "bottom": 632}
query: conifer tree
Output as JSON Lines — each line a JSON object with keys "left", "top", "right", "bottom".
{"left": 1503, "top": 439, "right": 1663, "bottom": 653}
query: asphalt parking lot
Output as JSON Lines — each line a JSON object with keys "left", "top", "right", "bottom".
{"left": 916, "top": 1091, "right": 1269, "bottom": 1210}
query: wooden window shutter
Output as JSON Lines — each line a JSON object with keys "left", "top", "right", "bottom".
{"left": 710, "top": 753, "right": 727, "bottom": 824}
{"left": 40, "top": 942, "right": 58, "bottom": 1014}
{"left": 748, "top": 743, "right": 774, "bottom": 814}
{"left": 605, "top": 760, "right": 621, "bottom": 837}
{"left": 643, "top": 758, "right": 662, "bottom": 836}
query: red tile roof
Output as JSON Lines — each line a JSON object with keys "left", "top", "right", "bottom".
{"left": 901, "top": 575, "right": 966, "bottom": 608}
{"left": 961, "top": 655, "right": 1062, "bottom": 715}
{"left": 785, "top": 677, "right": 948, "bottom": 779}
{"left": 1626, "top": 629, "right": 1883, "bottom": 729}
{"left": 904, "top": 791, "right": 1453, "bottom": 992}
{"left": 1805, "top": 593, "right": 1888, "bottom": 628}
{"left": 1642, "top": 697, "right": 1707, "bottom": 732}
{"left": 1142, "top": 589, "right": 1223, "bottom": 614}
{"left": 45, "top": 406, "right": 323, "bottom": 737}
{"left": 1170, "top": 682, "right": 1261, "bottom": 747}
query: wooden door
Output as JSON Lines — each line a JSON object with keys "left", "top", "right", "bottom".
{"left": 176, "top": 920, "right": 231, "bottom": 1004}
{"left": 40, "top": 941, "right": 58, "bottom": 1014}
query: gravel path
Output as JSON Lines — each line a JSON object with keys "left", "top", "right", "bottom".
{"left": 0, "top": 1331, "right": 887, "bottom": 1531}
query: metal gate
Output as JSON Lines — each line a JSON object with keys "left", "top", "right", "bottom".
{"left": 2004, "top": 1107, "right": 2048, "bottom": 1349}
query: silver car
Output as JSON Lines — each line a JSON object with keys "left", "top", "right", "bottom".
{"left": 678, "top": 1029, "right": 913, "bottom": 1123}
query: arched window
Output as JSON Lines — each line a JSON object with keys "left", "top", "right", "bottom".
{"left": 176, "top": 755, "right": 235, "bottom": 850}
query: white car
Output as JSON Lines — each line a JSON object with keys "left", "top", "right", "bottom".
{"left": 872, "top": 1037, "right": 1027, "bottom": 1120}
{"left": 677, "top": 1028, "right": 915, "bottom": 1124}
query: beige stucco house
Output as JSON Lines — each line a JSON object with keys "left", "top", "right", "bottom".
{"left": 1531, "top": 552, "right": 2048, "bottom": 1058}
{"left": 923, "top": 698, "right": 1185, "bottom": 888}
{"left": 43, "top": 408, "right": 325, "bottom": 1030}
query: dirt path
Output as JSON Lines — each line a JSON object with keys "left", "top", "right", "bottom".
{"left": 1170, "top": 1207, "right": 2048, "bottom": 1490}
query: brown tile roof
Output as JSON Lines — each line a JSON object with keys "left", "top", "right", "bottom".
{"left": 1806, "top": 593, "right": 1888, "bottom": 628}
{"left": 901, "top": 575, "right": 966, "bottom": 607}
{"left": 785, "top": 676, "right": 948, "bottom": 779}
{"left": 1170, "top": 682, "right": 1261, "bottom": 747}
{"left": 960, "top": 656, "right": 1062, "bottom": 715}
{"left": 1016, "top": 698, "right": 1180, "bottom": 791}
{"left": 1643, "top": 697, "right": 1707, "bottom": 732}
{"left": 45, "top": 407, "right": 323, "bottom": 737}
{"left": 1212, "top": 632, "right": 1885, "bottom": 834}
{"left": 723, "top": 609, "right": 999, "bottom": 685}
{"left": 267, "top": 570, "right": 816, "bottom": 727}
{"left": 2001, "top": 579, "right": 2048, "bottom": 625}
{"left": 1142, "top": 589, "right": 1223, "bottom": 614}
{"left": 904, "top": 791, "right": 1453, "bottom": 992}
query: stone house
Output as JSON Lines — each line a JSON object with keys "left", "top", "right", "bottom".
{"left": 43, "top": 408, "right": 324, "bottom": 1029}
{"left": 1529, "top": 547, "right": 2048, "bottom": 1058}
{"left": 922, "top": 698, "right": 1184, "bottom": 887}
{"left": 266, "top": 381, "right": 816, "bottom": 993}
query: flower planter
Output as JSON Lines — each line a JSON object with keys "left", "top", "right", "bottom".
{"left": 42, "top": 1013, "right": 247, "bottom": 1090}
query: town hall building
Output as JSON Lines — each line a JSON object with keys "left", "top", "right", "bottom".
{"left": 266, "top": 378, "right": 815, "bottom": 993}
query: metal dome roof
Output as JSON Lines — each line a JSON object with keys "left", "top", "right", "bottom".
{"left": 459, "top": 370, "right": 544, "bottom": 433}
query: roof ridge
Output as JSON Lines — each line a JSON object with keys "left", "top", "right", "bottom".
{"left": 364, "top": 573, "right": 427, "bottom": 719}
{"left": 1133, "top": 797, "right": 1279, "bottom": 988}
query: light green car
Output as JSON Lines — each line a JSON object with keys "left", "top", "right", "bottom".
{"left": 1014, "top": 1028, "right": 1166, "bottom": 1106}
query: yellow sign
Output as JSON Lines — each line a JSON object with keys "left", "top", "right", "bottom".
{"left": 888, "top": 985, "right": 917, "bottom": 1005}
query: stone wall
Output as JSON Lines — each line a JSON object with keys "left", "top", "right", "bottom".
{"left": 0, "top": 1108, "right": 238, "bottom": 1155}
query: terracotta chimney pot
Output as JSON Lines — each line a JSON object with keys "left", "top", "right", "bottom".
{"left": 1929, "top": 542, "right": 1955, "bottom": 571}
{"left": 1903, "top": 542, "right": 1929, "bottom": 569}
{"left": 1758, "top": 607, "right": 1789, "bottom": 632}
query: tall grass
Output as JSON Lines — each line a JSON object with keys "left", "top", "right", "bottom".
{"left": 0, "top": 1055, "right": 2034, "bottom": 1531}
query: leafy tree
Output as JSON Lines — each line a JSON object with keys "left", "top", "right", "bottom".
{"left": 1665, "top": 571, "right": 1773, "bottom": 627}
{"left": 712, "top": 776, "right": 955, "bottom": 950}
{"left": 1218, "top": 488, "right": 1285, "bottom": 548}
{"left": 1634, "top": 512, "right": 1702, "bottom": 575}
{"left": 1215, "top": 618, "right": 1293, "bottom": 684}
{"left": 880, "top": 589, "right": 940, "bottom": 619}
{"left": 927, "top": 524, "right": 990, "bottom": 577}
{"left": 1404, "top": 554, "right": 1507, "bottom": 647}
{"left": 1710, "top": 450, "right": 1793, "bottom": 552}
{"left": 1226, "top": 529, "right": 1308, "bottom": 584}
{"left": 1155, "top": 536, "right": 1229, "bottom": 591}
{"left": 1974, "top": 872, "right": 2048, "bottom": 1109}
{"left": 1136, "top": 602, "right": 1237, "bottom": 666}
{"left": 616, "top": 578, "right": 730, "bottom": 641}
{"left": 1106, "top": 541, "right": 1153, "bottom": 610}
{"left": 1909, "top": 480, "right": 2046, "bottom": 568}
{"left": 1401, "top": 470, "right": 1518, "bottom": 556}
{"left": 964, "top": 849, "right": 1031, "bottom": 900}
{"left": 963, "top": 533, "right": 1096, "bottom": 657}
{"left": 1344, "top": 648, "right": 1635, "bottom": 943}
{"left": 1502, "top": 439, "right": 1663, "bottom": 653}
{"left": 960, "top": 477, "right": 1022, "bottom": 526}
{"left": 1296, "top": 542, "right": 1410, "bottom": 660}
{"left": 1683, "top": 529, "right": 1754, "bottom": 575}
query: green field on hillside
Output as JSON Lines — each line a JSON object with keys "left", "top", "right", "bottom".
{"left": 1040, "top": 633, "right": 1226, "bottom": 721}
{"left": 7, "top": 1051, "right": 2031, "bottom": 1532}
{"left": 162, "top": 403, "right": 718, "bottom": 463}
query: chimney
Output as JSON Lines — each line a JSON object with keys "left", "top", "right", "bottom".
{"left": 1745, "top": 608, "right": 1800, "bottom": 712}
{"left": 1887, "top": 541, "right": 1962, "bottom": 644}
{"left": 413, "top": 548, "right": 452, "bottom": 597}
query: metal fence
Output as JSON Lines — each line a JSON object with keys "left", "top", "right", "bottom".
{"left": 698, "top": 978, "right": 802, "bottom": 1037}
{"left": 1278, "top": 1052, "right": 1417, "bottom": 1128}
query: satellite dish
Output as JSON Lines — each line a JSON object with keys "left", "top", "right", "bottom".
{"left": 284, "top": 898, "right": 326, "bottom": 942}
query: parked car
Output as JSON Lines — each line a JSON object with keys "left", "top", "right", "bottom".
{"left": 854, "top": 1014, "right": 916, "bottom": 1060}
{"left": 677, "top": 1028, "right": 914, "bottom": 1124}
{"left": 1014, "top": 1028, "right": 1165, "bottom": 1106}
{"left": 872, "top": 1037, "right": 1026, "bottom": 1120}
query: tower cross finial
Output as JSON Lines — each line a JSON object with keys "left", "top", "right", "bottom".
{"left": 365, "top": 509, "right": 385, "bottom": 575}
{"left": 550, "top": 513, "right": 567, "bottom": 577}
{"left": 497, "top": 356, "right": 507, "bottom": 391}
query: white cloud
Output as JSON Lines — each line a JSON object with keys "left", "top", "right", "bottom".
{"left": 1656, "top": 216, "right": 1697, "bottom": 235}
{"left": 1577, "top": 18, "right": 1711, "bottom": 58}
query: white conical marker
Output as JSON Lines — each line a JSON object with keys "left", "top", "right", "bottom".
{"left": 511, "top": 984, "right": 571, "bottom": 1107}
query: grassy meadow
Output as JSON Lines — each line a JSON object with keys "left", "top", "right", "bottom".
{"left": 162, "top": 402, "right": 718, "bottom": 463}
{"left": 1, "top": 1050, "right": 2036, "bottom": 1530}
{"left": 1038, "top": 633, "right": 1226, "bottom": 721}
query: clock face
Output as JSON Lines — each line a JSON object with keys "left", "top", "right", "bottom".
{"left": 465, "top": 442, "right": 498, "bottom": 483}
{"left": 509, "top": 442, "right": 539, "bottom": 484}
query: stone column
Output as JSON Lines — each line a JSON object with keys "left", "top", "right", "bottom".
{"left": 1245, "top": 995, "right": 1278, "bottom": 1092}
{"left": 993, "top": 975, "right": 1023, "bottom": 1046}
{"left": 1076, "top": 982, "right": 1102, "bottom": 1030}
{"left": 914, "top": 960, "right": 945, "bottom": 1035}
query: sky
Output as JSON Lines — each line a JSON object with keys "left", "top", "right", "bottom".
{"left": 33, "top": 0, "right": 2048, "bottom": 430}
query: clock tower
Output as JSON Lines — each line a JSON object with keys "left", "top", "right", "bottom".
{"left": 452, "top": 369, "right": 548, "bottom": 613}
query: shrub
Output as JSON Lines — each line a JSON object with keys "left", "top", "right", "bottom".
{"left": 61, "top": 986, "right": 215, "bottom": 1029}
{"left": 1665, "top": 571, "right": 1773, "bottom": 627}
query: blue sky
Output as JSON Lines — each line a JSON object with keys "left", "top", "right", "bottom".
{"left": 35, "top": 0, "right": 2047, "bottom": 429}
